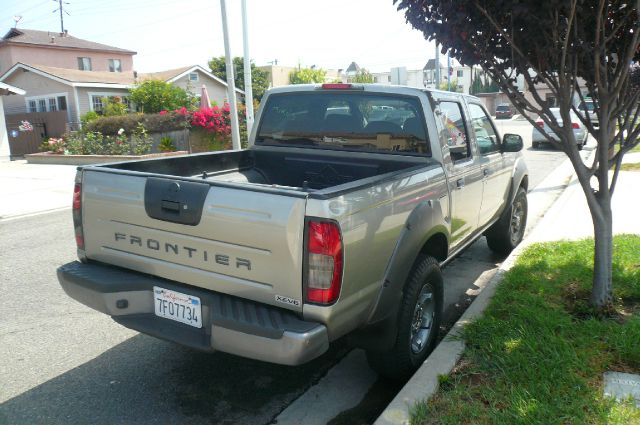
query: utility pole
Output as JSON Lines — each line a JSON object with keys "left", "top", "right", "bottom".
{"left": 53, "top": 0, "right": 69, "bottom": 33}
{"left": 219, "top": 0, "right": 241, "bottom": 150}
{"left": 435, "top": 42, "right": 440, "bottom": 89}
{"left": 447, "top": 52, "right": 451, "bottom": 92}
{"left": 241, "top": 0, "right": 254, "bottom": 140}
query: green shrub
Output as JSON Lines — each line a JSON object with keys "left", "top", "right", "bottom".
{"left": 84, "top": 113, "right": 189, "bottom": 135}
{"left": 130, "top": 123, "right": 153, "bottom": 155}
{"left": 129, "top": 80, "right": 195, "bottom": 113}
{"left": 158, "top": 136, "right": 177, "bottom": 152}
{"left": 102, "top": 96, "right": 128, "bottom": 116}
{"left": 80, "top": 111, "right": 99, "bottom": 126}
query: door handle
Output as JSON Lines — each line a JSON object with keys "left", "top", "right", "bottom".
{"left": 456, "top": 178, "right": 464, "bottom": 189}
{"left": 483, "top": 168, "right": 490, "bottom": 177}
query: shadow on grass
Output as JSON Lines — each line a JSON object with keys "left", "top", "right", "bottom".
{"left": 411, "top": 236, "right": 640, "bottom": 425}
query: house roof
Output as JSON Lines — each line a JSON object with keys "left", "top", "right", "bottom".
{"left": 0, "top": 63, "right": 244, "bottom": 94}
{"left": 423, "top": 59, "right": 437, "bottom": 70}
{"left": 1, "top": 28, "right": 136, "bottom": 54}
{"left": 139, "top": 64, "right": 244, "bottom": 94}
{"left": 0, "top": 81, "right": 26, "bottom": 96}
{"left": 139, "top": 66, "right": 193, "bottom": 82}
{"left": 346, "top": 62, "right": 360, "bottom": 73}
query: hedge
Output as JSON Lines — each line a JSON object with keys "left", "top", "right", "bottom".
{"left": 84, "top": 113, "right": 190, "bottom": 135}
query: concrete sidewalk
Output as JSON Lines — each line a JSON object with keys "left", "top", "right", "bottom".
{"left": 529, "top": 151, "right": 640, "bottom": 242}
{"left": 0, "top": 160, "right": 77, "bottom": 221}
{"left": 375, "top": 150, "right": 640, "bottom": 425}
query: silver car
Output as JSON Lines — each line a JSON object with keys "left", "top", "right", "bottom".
{"left": 532, "top": 108, "right": 588, "bottom": 150}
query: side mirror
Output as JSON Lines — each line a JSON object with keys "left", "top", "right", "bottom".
{"left": 502, "top": 133, "right": 523, "bottom": 152}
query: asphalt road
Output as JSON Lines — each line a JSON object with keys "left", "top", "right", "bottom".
{"left": 0, "top": 120, "right": 569, "bottom": 425}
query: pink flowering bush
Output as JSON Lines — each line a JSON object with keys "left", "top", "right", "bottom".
{"left": 189, "top": 104, "right": 233, "bottom": 151}
{"left": 41, "top": 137, "right": 66, "bottom": 154}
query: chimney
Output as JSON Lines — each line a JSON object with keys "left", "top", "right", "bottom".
{"left": 50, "top": 36, "right": 55, "bottom": 43}
{"left": 64, "top": 29, "right": 68, "bottom": 36}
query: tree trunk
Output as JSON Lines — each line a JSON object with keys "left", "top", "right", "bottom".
{"left": 590, "top": 198, "right": 613, "bottom": 307}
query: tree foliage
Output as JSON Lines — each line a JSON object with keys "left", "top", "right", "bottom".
{"left": 289, "top": 67, "right": 327, "bottom": 84}
{"left": 397, "top": 0, "right": 640, "bottom": 308}
{"left": 349, "top": 69, "right": 375, "bottom": 83}
{"left": 439, "top": 78, "right": 463, "bottom": 92}
{"left": 208, "top": 56, "right": 269, "bottom": 102}
{"left": 129, "top": 80, "right": 194, "bottom": 114}
{"left": 470, "top": 70, "right": 499, "bottom": 94}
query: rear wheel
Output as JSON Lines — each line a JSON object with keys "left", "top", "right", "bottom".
{"left": 486, "top": 187, "right": 528, "bottom": 255}
{"left": 366, "top": 255, "right": 443, "bottom": 380}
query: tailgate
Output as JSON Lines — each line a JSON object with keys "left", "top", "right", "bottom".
{"left": 81, "top": 170, "right": 307, "bottom": 312}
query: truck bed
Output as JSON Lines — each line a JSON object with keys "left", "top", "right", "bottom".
{"left": 91, "top": 147, "right": 431, "bottom": 198}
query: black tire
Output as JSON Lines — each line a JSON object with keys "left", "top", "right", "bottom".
{"left": 486, "top": 187, "right": 528, "bottom": 255}
{"left": 366, "top": 255, "right": 443, "bottom": 380}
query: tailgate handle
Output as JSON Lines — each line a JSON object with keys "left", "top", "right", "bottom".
{"left": 161, "top": 200, "right": 181, "bottom": 212}
{"left": 145, "top": 178, "right": 209, "bottom": 226}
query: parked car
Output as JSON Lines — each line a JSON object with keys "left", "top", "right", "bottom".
{"left": 577, "top": 98, "right": 599, "bottom": 128}
{"left": 532, "top": 107, "right": 588, "bottom": 150}
{"left": 57, "top": 84, "right": 528, "bottom": 380}
{"left": 495, "top": 104, "right": 514, "bottom": 119}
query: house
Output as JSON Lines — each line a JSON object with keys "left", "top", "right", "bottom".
{"left": 0, "top": 28, "right": 136, "bottom": 76}
{"left": 0, "top": 63, "right": 244, "bottom": 125}
{"left": 140, "top": 65, "right": 243, "bottom": 107}
{"left": 372, "top": 61, "right": 476, "bottom": 93}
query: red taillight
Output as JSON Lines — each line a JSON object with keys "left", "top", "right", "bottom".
{"left": 321, "top": 83, "right": 352, "bottom": 90}
{"left": 73, "top": 183, "right": 81, "bottom": 210}
{"left": 536, "top": 121, "right": 544, "bottom": 128}
{"left": 571, "top": 122, "right": 580, "bottom": 129}
{"left": 73, "top": 182, "right": 84, "bottom": 250}
{"left": 305, "top": 220, "right": 343, "bottom": 305}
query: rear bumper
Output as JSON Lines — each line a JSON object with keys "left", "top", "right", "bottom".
{"left": 57, "top": 261, "right": 329, "bottom": 365}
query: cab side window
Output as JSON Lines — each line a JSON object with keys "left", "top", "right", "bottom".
{"left": 468, "top": 103, "right": 500, "bottom": 155}
{"left": 436, "top": 101, "right": 470, "bottom": 162}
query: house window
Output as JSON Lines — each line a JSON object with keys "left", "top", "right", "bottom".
{"left": 108, "top": 59, "right": 122, "bottom": 73}
{"left": 457, "top": 70, "right": 464, "bottom": 78}
{"left": 57, "top": 96, "right": 67, "bottom": 111}
{"left": 26, "top": 94, "right": 68, "bottom": 113}
{"left": 90, "top": 94, "right": 131, "bottom": 114}
{"left": 92, "top": 96, "right": 104, "bottom": 112}
{"left": 189, "top": 72, "right": 199, "bottom": 82}
{"left": 78, "top": 57, "right": 92, "bottom": 71}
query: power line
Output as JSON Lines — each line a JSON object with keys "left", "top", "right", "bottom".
{"left": 0, "top": 0, "right": 50, "bottom": 24}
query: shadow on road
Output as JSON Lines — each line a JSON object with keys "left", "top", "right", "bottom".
{"left": 0, "top": 334, "right": 349, "bottom": 425}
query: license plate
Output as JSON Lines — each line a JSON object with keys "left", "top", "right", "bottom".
{"left": 153, "top": 287, "right": 202, "bottom": 328}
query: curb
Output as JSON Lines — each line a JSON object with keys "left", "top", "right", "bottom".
{"left": 374, "top": 147, "right": 595, "bottom": 425}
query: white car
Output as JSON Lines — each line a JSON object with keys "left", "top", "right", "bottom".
{"left": 532, "top": 108, "right": 588, "bottom": 150}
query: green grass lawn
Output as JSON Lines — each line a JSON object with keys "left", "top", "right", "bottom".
{"left": 411, "top": 235, "right": 640, "bottom": 425}
{"left": 620, "top": 162, "right": 640, "bottom": 171}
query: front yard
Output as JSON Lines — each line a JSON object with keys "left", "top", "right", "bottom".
{"left": 411, "top": 235, "right": 640, "bottom": 425}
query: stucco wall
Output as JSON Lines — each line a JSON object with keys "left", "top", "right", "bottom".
{"left": 0, "top": 44, "right": 134, "bottom": 76}
{"left": 1, "top": 69, "right": 77, "bottom": 122}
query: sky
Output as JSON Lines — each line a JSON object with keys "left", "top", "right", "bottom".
{"left": 1, "top": 0, "right": 438, "bottom": 73}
